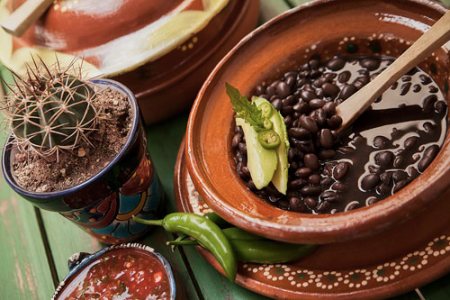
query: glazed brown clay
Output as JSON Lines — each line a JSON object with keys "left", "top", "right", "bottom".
{"left": 0, "top": 0, "right": 260, "bottom": 123}
{"left": 176, "top": 143, "right": 450, "bottom": 299}
{"left": 186, "top": 0, "right": 450, "bottom": 244}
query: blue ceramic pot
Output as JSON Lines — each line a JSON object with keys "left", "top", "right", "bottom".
{"left": 52, "top": 243, "right": 176, "bottom": 300}
{"left": 1, "top": 79, "right": 163, "bottom": 244}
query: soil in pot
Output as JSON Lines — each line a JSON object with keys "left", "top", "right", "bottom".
{"left": 232, "top": 38, "right": 448, "bottom": 214}
{"left": 11, "top": 86, "right": 133, "bottom": 193}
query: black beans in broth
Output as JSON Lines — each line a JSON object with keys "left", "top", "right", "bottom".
{"left": 232, "top": 56, "right": 448, "bottom": 214}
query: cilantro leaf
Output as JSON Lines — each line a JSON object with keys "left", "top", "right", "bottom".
{"left": 226, "top": 83, "right": 266, "bottom": 132}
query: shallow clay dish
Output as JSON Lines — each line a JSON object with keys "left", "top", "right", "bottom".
{"left": 185, "top": 0, "right": 450, "bottom": 244}
{"left": 0, "top": 0, "right": 259, "bottom": 123}
{"left": 177, "top": 142, "right": 450, "bottom": 299}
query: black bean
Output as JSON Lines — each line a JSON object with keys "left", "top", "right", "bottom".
{"left": 301, "top": 185, "right": 322, "bottom": 196}
{"left": 301, "top": 90, "right": 317, "bottom": 101}
{"left": 289, "top": 197, "right": 306, "bottom": 212}
{"left": 282, "top": 95, "right": 296, "bottom": 106}
{"left": 321, "top": 190, "right": 340, "bottom": 202}
{"left": 284, "top": 115, "right": 293, "bottom": 127}
{"left": 333, "top": 162, "right": 350, "bottom": 180}
{"left": 288, "top": 148, "right": 297, "bottom": 161}
{"left": 297, "top": 141, "right": 315, "bottom": 153}
{"left": 241, "top": 165, "right": 251, "bottom": 178}
{"left": 423, "top": 95, "right": 437, "bottom": 113}
{"left": 299, "top": 116, "right": 319, "bottom": 133}
{"left": 304, "top": 153, "right": 320, "bottom": 170}
{"left": 295, "top": 167, "right": 312, "bottom": 178}
{"left": 322, "top": 82, "right": 340, "bottom": 99}
{"left": 402, "top": 76, "right": 412, "bottom": 82}
{"left": 413, "top": 84, "right": 422, "bottom": 93}
{"left": 308, "top": 174, "right": 321, "bottom": 184}
{"left": 275, "top": 81, "right": 290, "bottom": 98}
{"left": 278, "top": 200, "right": 290, "bottom": 210}
{"left": 353, "top": 76, "right": 370, "bottom": 89}
{"left": 304, "top": 197, "right": 317, "bottom": 209}
{"left": 400, "top": 82, "right": 412, "bottom": 95}
{"left": 309, "top": 99, "right": 325, "bottom": 109}
{"left": 309, "top": 59, "right": 320, "bottom": 69}
{"left": 319, "top": 149, "right": 336, "bottom": 159}
{"left": 345, "top": 202, "right": 360, "bottom": 211}
{"left": 419, "top": 74, "right": 431, "bottom": 85}
{"left": 404, "top": 136, "right": 418, "bottom": 149}
{"left": 281, "top": 105, "right": 294, "bottom": 115}
{"left": 293, "top": 101, "right": 309, "bottom": 113}
{"left": 310, "top": 108, "right": 327, "bottom": 126}
{"left": 320, "top": 177, "right": 333, "bottom": 187}
{"left": 366, "top": 196, "right": 379, "bottom": 205}
{"left": 331, "top": 182, "right": 346, "bottom": 192}
{"left": 435, "top": 101, "right": 447, "bottom": 114}
{"left": 393, "top": 179, "right": 409, "bottom": 193}
{"left": 375, "top": 151, "right": 394, "bottom": 168}
{"left": 338, "top": 71, "right": 351, "bottom": 83}
{"left": 380, "top": 172, "right": 393, "bottom": 185}
{"left": 285, "top": 76, "right": 296, "bottom": 89}
{"left": 428, "top": 85, "right": 438, "bottom": 93}
{"left": 319, "top": 129, "right": 334, "bottom": 148}
{"left": 289, "top": 178, "right": 307, "bottom": 189}
{"left": 327, "top": 57, "right": 346, "bottom": 71}
{"left": 246, "top": 180, "right": 257, "bottom": 191}
{"left": 418, "top": 144, "right": 440, "bottom": 172}
{"left": 238, "top": 142, "right": 247, "bottom": 153}
{"left": 368, "top": 165, "right": 381, "bottom": 174}
{"left": 232, "top": 133, "right": 242, "bottom": 148}
{"left": 271, "top": 98, "right": 282, "bottom": 110}
{"left": 373, "top": 136, "right": 389, "bottom": 149}
{"left": 266, "top": 85, "right": 276, "bottom": 97}
{"left": 323, "top": 73, "right": 337, "bottom": 82}
{"left": 255, "top": 85, "right": 265, "bottom": 95}
{"left": 339, "top": 84, "right": 358, "bottom": 100}
{"left": 327, "top": 115, "right": 343, "bottom": 129}
{"left": 360, "top": 57, "right": 380, "bottom": 71}
{"left": 289, "top": 127, "right": 310, "bottom": 140}
{"left": 361, "top": 174, "right": 380, "bottom": 190}
{"left": 337, "top": 146, "right": 354, "bottom": 154}
{"left": 393, "top": 156, "right": 404, "bottom": 168}
{"left": 423, "top": 122, "right": 435, "bottom": 132}
{"left": 316, "top": 201, "right": 331, "bottom": 212}
{"left": 392, "top": 170, "right": 407, "bottom": 182}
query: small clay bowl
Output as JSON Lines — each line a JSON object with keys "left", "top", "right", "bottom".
{"left": 186, "top": 0, "right": 450, "bottom": 244}
{"left": 52, "top": 243, "right": 177, "bottom": 300}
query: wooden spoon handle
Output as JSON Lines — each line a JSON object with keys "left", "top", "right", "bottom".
{"left": 337, "top": 10, "right": 450, "bottom": 131}
{"left": 1, "top": 0, "right": 54, "bottom": 37}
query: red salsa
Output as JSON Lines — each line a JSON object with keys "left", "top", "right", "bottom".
{"left": 58, "top": 248, "right": 171, "bottom": 300}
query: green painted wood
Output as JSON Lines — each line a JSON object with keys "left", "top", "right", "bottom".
{"left": 0, "top": 181, "right": 56, "bottom": 299}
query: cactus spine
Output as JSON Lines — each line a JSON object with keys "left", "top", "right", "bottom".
{"left": 2, "top": 58, "right": 99, "bottom": 157}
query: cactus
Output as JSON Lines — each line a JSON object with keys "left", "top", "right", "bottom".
{"left": 2, "top": 58, "right": 99, "bottom": 157}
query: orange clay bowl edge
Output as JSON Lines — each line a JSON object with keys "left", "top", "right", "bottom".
{"left": 186, "top": 0, "right": 450, "bottom": 244}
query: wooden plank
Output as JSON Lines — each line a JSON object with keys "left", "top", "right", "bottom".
{"left": 0, "top": 181, "right": 56, "bottom": 299}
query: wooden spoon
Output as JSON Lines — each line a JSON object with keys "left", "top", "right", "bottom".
{"left": 336, "top": 10, "right": 450, "bottom": 133}
{"left": 1, "top": 0, "right": 53, "bottom": 36}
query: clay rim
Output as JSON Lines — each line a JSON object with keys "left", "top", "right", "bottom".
{"left": 51, "top": 243, "right": 176, "bottom": 300}
{"left": 1, "top": 79, "right": 140, "bottom": 199}
{"left": 186, "top": 0, "right": 450, "bottom": 243}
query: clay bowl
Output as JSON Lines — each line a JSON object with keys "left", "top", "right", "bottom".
{"left": 186, "top": 0, "right": 450, "bottom": 244}
{"left": 0, "top": 0, "right": 259, "bottom": 123}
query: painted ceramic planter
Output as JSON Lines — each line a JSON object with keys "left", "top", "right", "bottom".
{"left": 52, "top": 243, "right": 176, "bottom": 300}
{"left": 1, "top": 79, "right": 163, "bottom": 244}
{"left": 185, "top": 0, "right": 450, "bottom": 244}
{"left": 0, "top": 0, "right": 260, "bottom": 123}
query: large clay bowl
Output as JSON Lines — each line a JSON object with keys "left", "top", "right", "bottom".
{"left": 186, "top": 0, "right": 450, "bottom": 244}
{"left": 0, "top": 0, "right": 259, "bottom": 123}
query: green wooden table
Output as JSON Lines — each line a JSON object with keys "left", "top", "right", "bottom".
{"left": 1, "top": 1, "right": 450, "bottom": 299}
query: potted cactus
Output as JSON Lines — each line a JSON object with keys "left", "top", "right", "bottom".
{"left": 0, "top": 59, "right": 163, "bottom": 244}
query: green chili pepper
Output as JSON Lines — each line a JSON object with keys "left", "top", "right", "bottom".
{"left": 134, "top": 213, "right": 237, "bottom": 281}
{"left": 204, "top": 212, "right": 230, "bottom": 228}
{"left": 263, "top": 119, "right": 273, "bottom": 130}
{"left": 169, "top": 226, "right": 317, "bottom": 264}
{"left": 258, "top": 102, "right": 273, "bottom": 118}
{"left": 258, "top": 130, "right": 281, "bottom": 149}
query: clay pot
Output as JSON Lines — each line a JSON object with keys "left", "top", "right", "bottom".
{"left": 52, "top": 243, "right": 176, "bottom": 300}
{"left": 0, "top": 0, "right": 260, "bottom": 123}
{"left": 2, "top": 79, "right": 164, "bottom": 244}
{"left": 185, "top": 0, "right": 450, "bottom": 244}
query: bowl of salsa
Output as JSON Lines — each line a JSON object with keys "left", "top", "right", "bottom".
{"left": 52, "top": 243, "right": 176, "bottom": 300}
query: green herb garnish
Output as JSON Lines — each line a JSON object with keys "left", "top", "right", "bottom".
{"left": 226, "top": 83, "right": 268, "bottom": 132}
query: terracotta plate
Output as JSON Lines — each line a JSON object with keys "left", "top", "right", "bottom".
{"left": 175, "top": 141, "right": 450, "bottom": 299}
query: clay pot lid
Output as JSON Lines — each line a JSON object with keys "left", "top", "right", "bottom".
{"left": 185, "top": 0, "right": 450, "bottom": 244}
{"left": 0, "top": 0, "right": 229, "bottom": 76}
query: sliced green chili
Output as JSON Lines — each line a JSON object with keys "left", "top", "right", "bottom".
{"left": 134, "top": 213, "right": 237, "bottom": 281}
{"left": 258, "top": 130, "right": 281, "bottom": 149}
{"left": 259, "top": 102, "right": 273, "bottom": 118}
